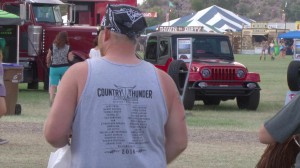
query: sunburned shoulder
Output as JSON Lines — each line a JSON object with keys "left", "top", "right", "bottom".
{"left": 155, "top": 68, "right": 175, "bottom": 86}
{"left": 67, "top": 61, "right": 88, "bottom": 76}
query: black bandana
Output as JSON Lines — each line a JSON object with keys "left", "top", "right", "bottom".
{"left": 101, "top": 4, "right": 147, "bottom": 38}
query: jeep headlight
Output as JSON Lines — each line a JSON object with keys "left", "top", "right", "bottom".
{"left": 201, "top": 68, "right": 211, "bottom": 78}
{"left": 236, "top": 69, "right": 245, "bottom": 78}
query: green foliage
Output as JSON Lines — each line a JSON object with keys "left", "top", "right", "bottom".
{"left": 144, "top": 6, "right": 165, "bottom": 27}
{"left": 59, "top": 4, "right": 68, "bottom": 16}
{"left": 191, "top": 0, "right": 239, "bottom": 12}
{"left": 190, "top": 0, "right": 206, "bottom": 11}
{"left": 284, "top": 0, "right": 300, "bottom": 21}
{"left": 140, "top": 0, "right": 182, "bottom": 27}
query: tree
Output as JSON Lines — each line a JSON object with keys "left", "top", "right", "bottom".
{"left": 190, "top": 0, "right": 206, "bottom": 11}
{"left": 143, "top": 6, "right": 166, "bottom": 27}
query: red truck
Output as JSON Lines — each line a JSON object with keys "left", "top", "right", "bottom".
{"left": 144, "top": 29, "right": 261, "bottom": 110}
{"left": 0, "top": 0, "right": 136, "bottom": 90}
{"left": 65, "top": 0, "right": 137, "bottom": 26}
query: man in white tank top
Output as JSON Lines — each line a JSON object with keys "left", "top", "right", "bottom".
{"left": 44, "top": 4, "right": 187, "bottom": 168}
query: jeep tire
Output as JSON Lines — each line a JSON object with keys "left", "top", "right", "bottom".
{"left": 236, "top": 90, "right": 260, "bottom": 110}
{"left": 15, "top": 104, "right": 22, "bottom": 115}
{"left": 27, "top": 81, "right": 39, "bottom": 90}
{"left": 203, "top": 97, "right": 221, "bottom": 105}
{"left": 183, "top": 88, "right": 195, "bottom": 110}
{"left": 287, "top": 60, "right": 300, "bottom": 91}
{"left": 167, "top": 60, "right": 188, "bottom": 94}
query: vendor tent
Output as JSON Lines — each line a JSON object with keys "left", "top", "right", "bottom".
{"left": 159, "top": 5, "right": 252, "bottom": 33}
{"left": 278, "top": 31, "right": 300, "bottom": 39}
{"left": 0, "top": 10, "right": 22, "bottom": 63}
{"left": 0, "top": 10, "right": 22, "bottom": 25}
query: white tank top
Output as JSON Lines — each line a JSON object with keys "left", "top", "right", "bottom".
{"left": 71, "top": 57, "right": 168, "bottom": 168}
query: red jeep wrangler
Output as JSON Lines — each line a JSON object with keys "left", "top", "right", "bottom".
{"left": 144, "top": 31, "right": 261, "bottom": 110}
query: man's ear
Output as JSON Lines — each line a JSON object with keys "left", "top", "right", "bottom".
{"left": 103, "top": 28, "right": 111, "bottom": 41}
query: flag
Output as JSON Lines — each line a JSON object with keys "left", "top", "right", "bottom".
{"left": 169, "top": 1, "right": 174, "bottom": 8}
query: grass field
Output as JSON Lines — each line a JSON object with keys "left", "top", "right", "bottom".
{"left": 0, "top": 54, "right": 293, "bottom": 168}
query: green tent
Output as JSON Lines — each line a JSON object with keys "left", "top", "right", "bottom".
{"left": 0, "top": 10, "right": 22, "bottom": 63}
{"left": 0, "top": 10, "right": 22, "bottom": 25}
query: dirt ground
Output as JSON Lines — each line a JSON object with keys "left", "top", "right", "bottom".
{"left": 188, "top": 127, "right": 258, "bottom": 143}
{"left": 0, "top": 121, "right": 258, "bottom": 144}
{"left": 0, "top": 121, "right": 263, "bottom": 168}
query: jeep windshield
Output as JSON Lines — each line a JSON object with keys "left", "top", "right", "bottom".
{"left": 176, "top": 36, "right": 234, "bottom": 61}
{"left": 33, "top": 4, "right": 63, "bottom": 23}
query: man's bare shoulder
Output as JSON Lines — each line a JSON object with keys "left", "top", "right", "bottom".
{"left": 155, "top": 68, "right": 179, "bottom": 96}
{"left": 67, "top": 61, "right": 88, "bottom": 75}
{"left": 155, "top": 68, "right": 172, "bottom": 82}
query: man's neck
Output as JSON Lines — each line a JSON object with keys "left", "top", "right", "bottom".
{"left": 104, "top": 42, "right": 140, "bottom": 64}
{"left": 104, "top": 53, "right": 140, "bottom": 64}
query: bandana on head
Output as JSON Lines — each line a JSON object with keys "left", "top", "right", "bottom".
{"left": 101, "top": 4, "right": 147, "bottom": 38}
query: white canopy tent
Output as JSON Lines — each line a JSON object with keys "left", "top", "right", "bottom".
{"left": 159, "top": 5, "right": 253, "bottom": 33}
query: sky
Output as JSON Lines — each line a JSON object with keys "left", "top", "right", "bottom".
{"left": 137, "top": 0, "right": 144, "bottom": 5}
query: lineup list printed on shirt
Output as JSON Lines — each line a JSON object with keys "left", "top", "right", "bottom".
{"left": 98, "top": 85, "right": 152, "bottom": 155}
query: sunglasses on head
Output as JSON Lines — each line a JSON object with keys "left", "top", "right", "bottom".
{"left": 100, "top": 26, "right": 112, "bottom": 31}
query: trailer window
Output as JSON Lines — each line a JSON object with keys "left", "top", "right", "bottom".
{"left": 33, "top": 5, "right": 62, "bottom": 23}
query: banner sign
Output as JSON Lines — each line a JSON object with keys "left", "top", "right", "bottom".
{"left": 158, "top": 26, "right": 203, "bottom": 32}
{"left": 143, "top": 12, "right": 157, "bottom": 18}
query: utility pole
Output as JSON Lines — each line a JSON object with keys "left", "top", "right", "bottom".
{"left": 284, "top": 1, "right": 287, "bottom": 32}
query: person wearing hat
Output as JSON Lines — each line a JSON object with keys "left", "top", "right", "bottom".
{"left": 0, "top": 45, "right": 8, "bottom": 145}
{"left": 44, "top": 4, "right": 187, "bottom": 167}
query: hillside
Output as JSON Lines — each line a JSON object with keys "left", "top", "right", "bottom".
{"left": 140, "top": 0, "right": 300, "bottom": 26}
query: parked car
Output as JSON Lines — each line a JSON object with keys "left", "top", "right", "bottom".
{"left": 144, "top": 31, "right": 261, "bottom": 110}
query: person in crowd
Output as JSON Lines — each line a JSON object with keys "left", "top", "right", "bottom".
{"left": 89, "top": 36, "right": 101, "bottom": 58}
{"left": 0, "top": 50, "right": 8, "bottom": 145}
{"left": 279, "top": 39, "right": 286, "bottom": 59}
{"left": 44, "top": 4, "right": 188, "bottom": 167}
{"left": 260, "top": 39, "right": 269, "bottom": 61}
{"left": 257, "top": 94, "right": 300, "bottom": 168}
{"left": 269, "top": 39, "right": 275, "bottom": 61}
{"left": 46, "top": 31, "right": 73, "bottom": 106}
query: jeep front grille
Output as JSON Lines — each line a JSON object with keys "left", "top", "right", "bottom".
{"left": 211, "top": 68, "right": 236, "bottom": 80}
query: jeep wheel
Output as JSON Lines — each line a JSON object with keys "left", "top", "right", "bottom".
{"left": 27, "top": 81, "right": 39, "bottom": 90}
{"left": 15, "top": 104, "right": 22, "bottom": 115}
{"left": 237, "top": 90, "right": 260, "bottom": 110}
{"left": 167, "top": 60, "right": 188, "bottom": 94}
{"left": 183, "top": 88, "right": 195, "bottom": 110}
{"left": 203, "top": 97, "right": 221, "bottom": 105}
{"left": 287, "top": 61, "right": 300, "bottom": 91}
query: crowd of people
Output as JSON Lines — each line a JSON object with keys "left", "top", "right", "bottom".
{"left": 259, "top": 38, "right": 291, "bottom": 61}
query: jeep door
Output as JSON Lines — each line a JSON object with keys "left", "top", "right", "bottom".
{"left": 144, "top": 36, "right": 172, "bottom": 72}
